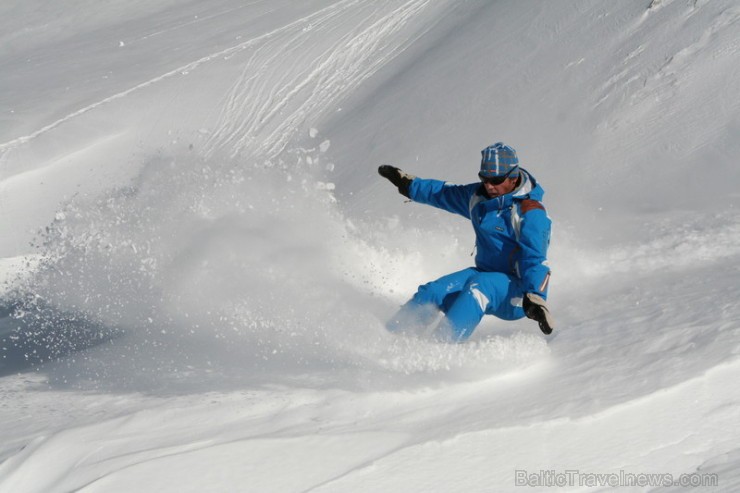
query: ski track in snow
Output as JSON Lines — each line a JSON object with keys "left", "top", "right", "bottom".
{"left": 0, "top": 9, "right": 292, "bottom": 153}
{"left": 202, "top": 0, "right": 432, "bottom": 159}
{"left": 0, "top": 0, "right": 425, "bottom": 156}
{"left": 0, "top": 0, "right": 433, "bottom": 160}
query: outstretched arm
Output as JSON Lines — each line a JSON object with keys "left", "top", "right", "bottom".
{"left": 378, "top": 165, "right": 476, "bottom": 219}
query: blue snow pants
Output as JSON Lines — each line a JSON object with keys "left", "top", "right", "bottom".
{"left": 388, "top": 268, "right": 526, "bottom": 342}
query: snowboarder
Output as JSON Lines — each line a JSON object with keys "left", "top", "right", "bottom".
{"left": 378, "top": 142, "right": 554, "bottom": 342}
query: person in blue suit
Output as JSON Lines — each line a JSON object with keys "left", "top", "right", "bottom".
{"left": 378, "top": 142, "right": 554, "bottom": 342}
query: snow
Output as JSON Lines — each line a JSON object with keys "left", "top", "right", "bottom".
{"left": 1, "top": 0, "right": 740, "bottom": 491}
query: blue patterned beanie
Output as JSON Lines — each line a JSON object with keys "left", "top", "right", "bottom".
{"left": 479, "top": 142, "right": 520, "bottom": 178}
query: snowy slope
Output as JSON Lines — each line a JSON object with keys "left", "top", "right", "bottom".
{"left": 1, "top": 0, "right": 740, "bottom": 492}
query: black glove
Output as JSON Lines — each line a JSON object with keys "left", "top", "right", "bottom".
{"left": 523, "top": 293, "right": 554, "bottom": 335}
{"left": 378, "top": 165, "right": 415, "bottom": 198}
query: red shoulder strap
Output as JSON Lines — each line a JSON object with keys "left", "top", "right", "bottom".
{"left": 520, "top": 199, "right": 545, "bottom": 214}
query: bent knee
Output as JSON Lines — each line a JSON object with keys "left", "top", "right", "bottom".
{"left": 463, "top": 272, "right": 512, "bottom": 311}
{"left": 412, "top": 281, "right": 449, "bottom": 305}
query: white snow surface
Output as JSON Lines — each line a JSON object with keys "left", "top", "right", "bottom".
{"left": 1, "top": 0, "right": 740, "bottom": 491}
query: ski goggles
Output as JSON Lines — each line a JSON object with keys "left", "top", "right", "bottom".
{"left": 479, "top": 166, "right": 518, "bottom": 185}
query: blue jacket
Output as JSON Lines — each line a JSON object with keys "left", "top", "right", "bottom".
{"left": 408, "top": 169, "right": 552, "bottom": 298}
